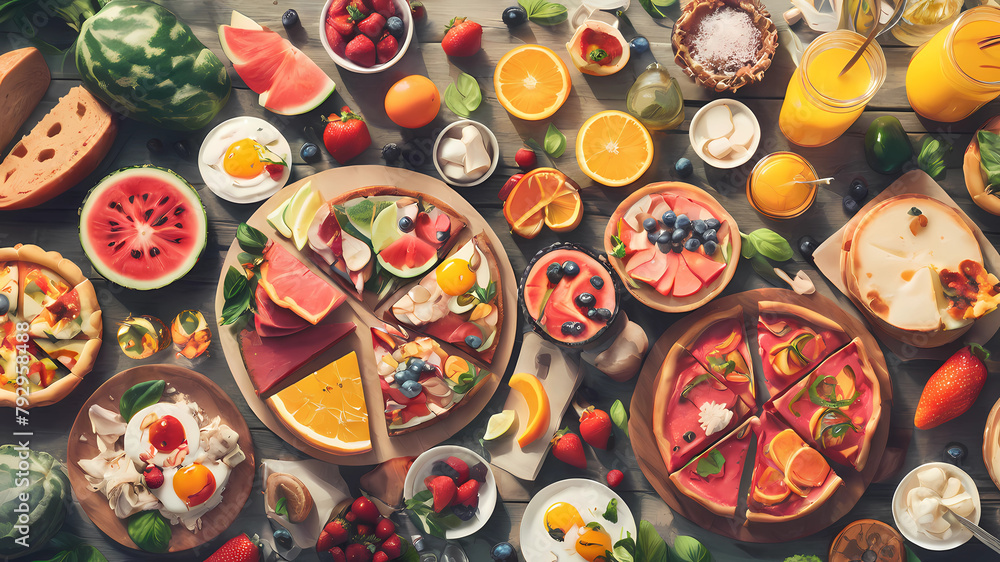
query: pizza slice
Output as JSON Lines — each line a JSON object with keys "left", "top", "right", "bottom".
{"left": 0, "top": 249, "right": 17, "bottom": 316}
{"left": 27, "top": 281, "right": 101, "bottom": 340}
{"left": 769, "top": 338, "right": 882, "bottom": 471}
{"left": 371, "top": 324, "right": 494, "bottom": 436}
{"left": 681, "top": 304, "right": 755, "bottom": 409}
{"left": 746, "top": 410, "right": 843, "bottom": 523}
{"left": 0, "top": 319, "right": 63, "bottom": 392}
{"left": 757, "top": 300, "right": 850, "bottom": 397}
{"left": 388, "top": 233, "right": 502, "bottom": 363}
{"left": 669, "top": 417, "right": 755, "bottom": 517}
{"left": 653, "top": 343, "right": 751, "bottom": 474}
{"left": 19, "top": 262, "right": 72, "bottom": 323}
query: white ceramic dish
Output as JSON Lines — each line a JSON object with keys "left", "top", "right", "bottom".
{"left": 197, "top": 116, "right": 292, "bottom": 204}
{"left": 520, "top": 478, "right": 637, "bottom": 562}
{"left": 688, "top": 99, "right": 761, "bottom": 169}
{"left": 402, "top": 445, "right": 497, "bottom": 539}
{"left": 319, "top": 0, "right": 413, "bottom": 74}
{"left": 432, "top": 120, "right": 499, "bottom": 188}
{"left": 891, "top": 462, "right": 981, "bottom": 551}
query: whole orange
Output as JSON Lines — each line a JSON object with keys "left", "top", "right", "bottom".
{"left": 385, "top": 75, "right": 440, "bottom": 128}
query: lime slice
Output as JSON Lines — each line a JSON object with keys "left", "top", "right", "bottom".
{"left": 370, "top": 204, "right": 399, "bottom": 253}
{"left": 484, "top": 409, "right": 517, "bottom": 441}
{"left": 266, "top": 198, "right": 293, "bottom": 238}
{"left": 284, "top": 182, "right": 322, "bottom": 251}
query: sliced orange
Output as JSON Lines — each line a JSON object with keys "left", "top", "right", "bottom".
{"left": 766, "top": 428, "right": 806, "bottom": 472}
{"left": 508, "top": 371, "right": 551, "bottom": 448}
{"left": 502, "top": 168, "right": 583, "bottom": 239}
{"left": 494, "top": 44, "right": 572, "bottom": 121}
{"left": 576, "top": 110, "right": 654, "bottom": 187}
{"left": 752, "top": 466, "right": 790, "bottom": 505}
{"left": 785, "top": 446, "right": 831, "bottom": 489}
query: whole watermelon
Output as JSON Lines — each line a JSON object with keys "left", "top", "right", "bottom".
{"left": 75, "top": 0, "right": 231, "bottom": 131}
{"left": 0, "top": 445, "right": 70, "bottom": 558}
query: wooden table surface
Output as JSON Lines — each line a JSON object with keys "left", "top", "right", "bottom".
{"left": 4, "top": 0, "right": 1000, "bottom": 560}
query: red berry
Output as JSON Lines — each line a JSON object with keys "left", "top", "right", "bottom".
{"left": 515, "top": 148, "right": 536, "bottom": 171}
{"left": 142, "top": 464, "right": 164, "bottom": 489}
{"left": 345, "top": 511, "right": 357, "bottom": 523}
{"left": 328, "top": 547, "right": 348, "bottom": 562}
{"left": 317, "top": 519, "right": 351, "bottom": 551}
{"left": 380, "top": 535, "right": 404, "bottom": 559}
{"left": 606, "top": 469, "right": 624, "bottom": 489}
{"left": 579, "top": 407, "right": 612, "bottom": 450}
{"left": 375, "top": 518, "right": 396, "bottom": 541}
{"left": 499, "top": 173, "right": 523, "bottom": 201}
{"left": 551, "top": 428, "right": 587, "bottom": 469}
{"left": 427, "top": 475, "right": 457, "bottom": 512}
{"left": 345, "top": 542, "right": 374, "bottom": 562}
{"left": 455, "top": 479, "right": 481, "bottom": 507}
{"left": 351, "top": 496, "right": 382, "bottom": 524}
{"left": 373, "top": 552, "right": 390, "bottom": 562}
{"left": 356, "top": 523, "right": 373, "bottom": 537}
{"left": 444, "top": 456, "right": 470, "bottom": 484}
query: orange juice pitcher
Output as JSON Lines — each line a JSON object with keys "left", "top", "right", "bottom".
{"left": 905, "top": 6, "right": 1000, "bottom": 122}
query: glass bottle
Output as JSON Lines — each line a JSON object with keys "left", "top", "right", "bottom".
{"left": 625, "top": 63, "right": 685, "bottom": 131}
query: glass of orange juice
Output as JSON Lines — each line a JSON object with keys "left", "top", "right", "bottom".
{"left": 746, "top": 152, "right": 818, "bottom": 219}
{"left": 905, "top": 6, "right": 1000, "bottom": 122}
{"left": 778, "top": 31, "right": 887, "bottom": 147}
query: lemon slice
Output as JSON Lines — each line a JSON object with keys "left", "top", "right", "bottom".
{"left": 370, "top": 204, "right": 399, "bottom": 253}
{"left": 284, "top": 182, "right": 321, "bottom": 250}
{"left": 484, "top": 409, "right": 517, "bottom": 441}
{"left": 266, "top": 198, "right": 293, "bottom": 238}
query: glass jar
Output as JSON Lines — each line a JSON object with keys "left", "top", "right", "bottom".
{"left": 625, "top": 63, "right": 685, "bottom": 131}
{"left": 890, "top": 0, "right": 963, "bottom": 46}
{"left": 746, "top": 152, "right": 819, "bottom": 219}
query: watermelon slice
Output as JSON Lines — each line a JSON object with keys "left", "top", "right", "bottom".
{"left": 626, "top": 249, "right": 667, "bottom": 286}
{"left": 655, "top": 252, "right": 681, "bottom": 296}
{"left": 671, "top": 256, "right": 704, "bottom": 298}
{"left": 219, "top": 11, "right": 335, "bottom": 115}
{"left": 682, "top": 250, "right": 726, "bottom": 285}
{"left": 259, "top": 242, "right": 346, "bottom": 324}
{"left": 239, "top": 320, "right": 356, "bottom": 396}
{"left": 377, "top": 235, "right": 438, "bottom": 278}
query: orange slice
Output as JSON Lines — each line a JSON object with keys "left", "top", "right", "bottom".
{"left": 752, "top": 466, "right": 790, "bottom": 505}
{"left": 494, "top": 45, "right": 572, "bottom": 121}
{"left": 502, "top": 168, "right": 583, "bottom": 239}
{"left": 766, "top": 428, "right": 806, "bottom": 472}
{"left": 785, "top": 446, "right": 831, "bottom": 489}
{"left": 267, "top": 351, "right": 371, "bottom": 454}
{"left": 576, "top": 110, "right": 654, "bottom": 187}
{"left": 508, "top": 371, "right": 551, "bottom": 448}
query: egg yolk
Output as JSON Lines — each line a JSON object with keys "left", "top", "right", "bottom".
{"left": 148, "top": 415, "right": 185, "bottom": 453}
{"left": 173, "top": 463, "right": 217, "bottom": 507}
{"left": 436, "top": 258, "right": 476, "bottom": 296}
{"left": 223, "top": 139, "right": 266, "bottom": 179}
{"left": 575, "top": 524, "right": 613, "bottom": 562}
{"left": 543, "top": 502, "right": 585, "bottom": 541}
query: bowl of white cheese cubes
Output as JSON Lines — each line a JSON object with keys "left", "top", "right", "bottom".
{"left": 689, "top": 99, "right": 760, "bottom": 168}
{"left": 433, "top": 120, "right": 499, "bottom": 187}
{"left": 892, "top": 462, "right": 980, "bottom": 550}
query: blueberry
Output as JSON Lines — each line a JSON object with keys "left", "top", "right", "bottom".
{"left": 657, "top": 240, "right": 671, "bottom": 254}
{"left": 436, "top": 230, "right": 450, "bottom": 242}
{"left": 146, "top": 138, "right": 164, "bottom": 153}
{"left": 431, "top": 460, "right": 461, "bottom": 483}
{"left": 561, "top": 321, "right": 575, "bottom": 335}
{"left": 705, "top": 218, "right": 720, "bottom": 230}
{"left": 381, "top": 142, "right": 402, "bottom": 163}
{"left": 491, "top": 542, "right": 517, "bottom": 562}
{"left": 562, "top": 260, "right": 580, "bottom": 277}
{"left": 172, "top": 140, "right": 191, "bottom": 159}
{"left": 586, "top": 308, "right": 599, "bottom": 319}
{"left": 629, "top": 36, "right": 650, "bottom": 56}
{"left": 576, "top": 292, "right": 595, "bottom": 307}
{"left": 502, "top": 5, "right": 528, "bottom": 28}
{"left": 546, "top": 262, "right": 564, "bottom": 284}
{"left": 647, "top": 231, "right": 659, "bottom": 243}
{"left": 595, "top": 308, "right": 612, "bottom": 321}
{"left": 571, "top": 322, "right": 585, "bottom": 335}
{"left": 703, "top": 240, "right": 718, "bottom": 255}
{"left": 684, "top": 238, "right": 701, "bottom": 251}
{"left": 671, "top": 229, "right": 686, "bottom": 243}
{"left": 843, "top": 195, "right": 861, "bottom": 215}
{"left": 675, "top": 214, "right": 691, "bottom": 230}
{"left": 945, "top": 442, "right": 967, "bottom": 465}
{"left": 642, "top": 217, "right": 657, "bottom": 232}
{"left": 798, "top": 235, "right": 819, "bottom": 262}
{"left": 300, "top": 142, "right": 320, "bottom": 161}
{"left": 703, "top": 228, "right": 717, "bottom": 243}
{"left": 422, "top": 361, "right": 436, "bottom": 372}
{"left": 385, "top": 16, "right": 404, "bottom": 38}
{"left": 398, "top": 216, "right": 414, "bottom": 232}
{"left": 395, "top": 369, "right": 418, "bottom": 383}
{"left": 657, "top": 231, "right": 672, "bottom": 245}
{"left": 400, "top": 380, "right": 423, "bottom": 398}
{"left": 452, "top": 504, "right": 477, "bottom": 521}
{"left": 465, "top": 334, "right": 483, "bottom": 348}
{"left": 849, "top": 177, "right": 869, "bottom": 202}
{"left": 590, "top": 275, "right": 604, "bottom": 290}
{"left": 0, "top": 294, "right": 8, "bottom": 316}
{"left": 281, "top": 8, "right": 299, "bottom": 28}
{"left": 672, "top": 243, "right": 684, "bottom": 253}
{"left": 408, "top": 357, "right": 425, "bottom": 371}
{"left": 661, "top": 211, "right": 676, "bottom": 227}
{"left": 470, "top": 462, "right": 488, "bottom": 482}
{"left": 273, "top": 528, "right": 293, "bottom": 549}
{"left": 692, "top": 219, "right": 706, "bottom": 234}
{"left": 675, "top": 157, "right": 693, "bottom": 177}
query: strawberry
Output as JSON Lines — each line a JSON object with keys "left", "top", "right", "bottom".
{"left": 407, "top": 0, "right": 425, "bottom": 21}
{"left": 373, "top": 552, "right": 390, "bottom": 562}
{"left": 328, "top": 547, "right": 347, "bottom": 562}
{"left": 142, "top": 464, "right": 163, "bottom": 489}
{"left": 371, "top": 0, "right": 396, "bottom": 18}
{"left": 444, "top": 456, "right": 470, "bottom": 484}
{"left": 455, "top": 479, "right": 480, "bottom": 507}
{"left": 329, "top": 14, "right": 357, "bottom": 38}
{"left": 329, "top": 0, "right": 350, "bottom": 17}
{"left": 579, "top": 27, "right": 622, "bottom": 66}
{"left": 348, "top": 0, "right": 370, "bottom": 17}
{"left": 441, "top": 17, "right": 482, "bottom": 57}
{"left": 380, "top": 535, "right": 404, "bottom": 559}
{"left": 515, "top": 148, "right": 536, "bottom": 171}
{"left": 376, "top": 33, "right": 398, "bottom": 64}
{"left": 345, "top": 34, "right": 377, "bottom": 67}
{"left": 358, "top": 13, "right": 386, "bottom": 39}
{"left": 351, "top": 496, "right": 382, "bottom": 524}
{"left": 499, "top": 173, "right": 522, "bottom": 200}
{"left": 317, "top": 519, "right": 351, "bottom": 551}
{"left": 914, "top": 344, "right": 990, "bottom": 429}
{"left": 427, "top": 475, "right": 457, "bottom": 512}
{"left": 374, "top": 518, "right": 395, "bottom": 541}
{"left": 204, "top": 533, "right": 261, "bottom": 562}
{"left": 345, "top": 511, "right": 358, "bottom": 523}
{"left": 355, "top": 523, "right": 373, "bottom": 537}
{"left": 606, "top": 469, "right": 624, "bottom": 489}
{"left": 345, "top": 542, "right": 374, "bottom": 562}
{"left": 579, "top": 406, "right": 612, "bottom": 449}
{"left": 551, "top": 428, "right": 587, "bottom": 469}
{"left": 327, "top": 27, "right": 347, "bottom": 57}
{"left": 323, "top": 106, "right": 372, "bottom": 164}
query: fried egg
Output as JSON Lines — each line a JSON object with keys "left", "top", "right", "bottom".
{"left": 198, "top": 116, "right": 291, "bottom": 204}
{"left": 153, "top": 460, "right": 231, "bottom": 519}
{"left": 124, "top": 403, "right": 201, "bottom": 468}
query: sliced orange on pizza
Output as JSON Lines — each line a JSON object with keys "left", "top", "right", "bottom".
{"left": 680, "top": 304, "right": 755, "bottom": 409}
{"left": 757, "top": 301, "right": 850, "bottom": 396}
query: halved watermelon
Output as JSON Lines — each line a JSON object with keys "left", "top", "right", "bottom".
{"left": 377, "top": 235, "right": 438, "bottom": 278}
{"left": 219, "top": 11, "right": 335, "bottom": 115}
{"left": 259, "top": 242, "right": 346, "bottom": 324}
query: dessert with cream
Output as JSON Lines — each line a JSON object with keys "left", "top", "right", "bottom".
{"left": 896, "top": 464, "right": 978, "bottom": 543}
{"left": 436, "top": 124, "right": 493, "bottom": 184}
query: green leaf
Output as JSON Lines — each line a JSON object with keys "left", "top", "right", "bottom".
{"left": 610, "top": 235, "right": 627, "bottom": 259}
{"left": 127, "top": 511, "right": 171, "bottom": 553}
{"left": 543, "top": 123, "right": 567, "bottom": 158}
{"left": 917, "top": 136, "right": 951, "bottom": 179}
{"left": 807, "top": 375, "right": 859, "bottom": 409}
{"left": 978, "top": 130, "right": 1000, "bottom": 194}
{"left": 672, "top": 535, "right": 712, "bottom": 562}
{"left": 636, "top": 520, "right": 668, "bottom": 562}
{"left": 695, "top": 449, "right": 725, "bottom": 478}
{"left": 783, "top": 556, "right": 823, "bottom": 562}
{"left": 614, "top": 535, "right": 637, "bottom": 562}
{"left": 750, "top": 254, "right": 782, "bottom": 285}
{"left": 399, "top": 543, "right": 420, "bottom": 562}
{"left": 275, "top": 496, "right": 288, "bottom": 516}
{"left": 408, "top": 489, "right": 433, "bottom": 504}
{"left": 221, "top": 292, "right": 251, "bottom": 326}
{"left": 178, "top": 310, "right": 200, "bottom": 334}
{"left": 119, "top": 380, "right": 165, "bottom": 422}
{"left": 443, "top": 73, "right": 482, "bottom": 118}
{"left": 740, "top": 232, "right": 757, "bottom": 260}
{"left": 224, "top": 266, "right": 248, "bottom": 301}
{"left": 680, "top": 374, "right": 711, "bottom": 400}
{"left": 905, "top": 546, "right": 921, "bottom": 562}
{"left": 610, "top": 399, "right": 629, "bottom": 437}
{"left": 603, "top": 498, "right": 619, "bottom": 523}
{"left": 236, "top": 223, "right": 268, "bottom": 254}
{"left": 747, "top": 229, "right": 793, "bottom": 262}
{"left": 529, "top": 1, "right": 568, "bottom": 25}
{"left": 638, "top": 0, "right": 677, "bottom": 18}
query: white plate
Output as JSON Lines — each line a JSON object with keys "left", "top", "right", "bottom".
{"left": 891, "top": 462, "right": 981, "bottom": 550}
{"left": 197, "top": 116, "right": 292, "bottom": 204}
{"left": 520, "top": 478, "right": 637, "bottom": 562}
{"left": 402, "top": 445, "right": 497, "bottom": 539}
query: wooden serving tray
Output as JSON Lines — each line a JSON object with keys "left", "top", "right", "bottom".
{"left": 629, "top": 288, "right": 894, "bottom": 542}
{"left": 66, "top": 365, "right": 255, "bottom": 553}
{"left": 215, "top": 165, "right": 517, "bottom": 465}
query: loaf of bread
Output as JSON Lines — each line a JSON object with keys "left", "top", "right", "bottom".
{"left": 0, "top": 47, "right": 50, "bottom": 151}
{"left": 0, "top": 86, "right": 117, "bottom": 210}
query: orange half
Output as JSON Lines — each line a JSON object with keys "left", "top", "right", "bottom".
{"left": 509, "top": 371, "right": 551, "bottom": 448}
{"left": 494, "top": 45, "right": 572, "bottom": 121}
{"left": 503, "top": 168, "right": 583, "bottom": 239}
{"left": 576, "top": 110, "right": 654, "bottom": 187}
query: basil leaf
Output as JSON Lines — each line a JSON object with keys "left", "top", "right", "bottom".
{"left": 917, "top": 136, "right": 951, "bottom": 179}
{"left": 695, "top": 449, "right": 725, "bottom": 478}
{"left": 740, "top": 232, "right": 757, "bottom": 259}
{"left": 750, "top": 254, "right": 782, "bottom": 285}
{"left": 410, "top": 489, "right": 433, "bottom": 504}
{"left": 603, "top": 498, "right": 618, "bottom": 523}
{"left": 275, "top": 496, "right": 288, "bottom": 516}
{"left": 518, "top": 0, "right": 545, "bottom": 13}
{"left": 680, "top": 374, "right": 711, "bottom": 400}
{"left": 127, "top": 511, "right": 171, "bottom": 553}
{"left": 636, "top": 520, "right": 668, "bottom": 562}
{"left": 443, "top": 84, "right": 470, "bottom": 118}
{"left": 444, "top": 74, "right": 482, "bottom": 118}
{"left": 531, "top": 2, "right": 568, "bottom": 25}
{"left": 748, "top": 229, "right": 793, "bottom": 262}
{"left": 224, "top": 266, "right": 248, "bottom": 300}
{"left": 398, "top": 543, "right": 421, "bottom": 562}
{"left": 614, "top": 535, "right": 637, "bottom": 562}
{"left": 905, "top": 545, "right": 921, "bottom": 562}
{"left": 808, "top": 375, "right": 859, "bottom": 408}
{"left": 236, "top": 223, "right": 268, "bottom": 254}
{"left": 638, "top": 0, "right": 676, "bottom": 18}
{"left": 978, "top": 130, "right": 1000, "bottom": 192}
{"left": 221, "top": 293, "right": 251, "bottom": 326}
{"left": 178, "top": 310, "right": 200, "bottom": 334}
{"left": 543, "top": 123, "right": 566, "bottom": 158}
{"left": 610, "top": 399, "right": 629, "bottom": 437}
{"left": 672, "top": 535, "right": 713, "bottom": 562}
{"left": 119, "top": 380, "right": 165, "bottom": 422}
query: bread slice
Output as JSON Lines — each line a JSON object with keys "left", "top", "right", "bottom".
{"left": 0, "top": 47, "right": 50, "bottom": 151}
{"left": 0, "top": 86, "right": 116, "bottom": 209}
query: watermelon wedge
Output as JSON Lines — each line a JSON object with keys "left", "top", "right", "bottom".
{"left": 219, "top": 11, "right": 335, "bottom": 115}
{"left": 259, "top": 242, "right": 346, "bottom": 324}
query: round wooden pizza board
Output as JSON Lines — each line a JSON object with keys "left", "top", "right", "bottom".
{"left": 982, "top": 395, "right": 1000, "bottom": 491}
{"left": 629, "top": 288, "right": 893, "bottom": 542}
{"left": 66, "top": 364, "right": 255, "bottom": 553}
{"left": 214, "top": 165, "right": 517, "bottom": 465}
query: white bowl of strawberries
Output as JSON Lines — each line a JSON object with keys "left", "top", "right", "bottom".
{"left": 402, "top": 445, "right": 497, "bottom": 539}
{"left": 320, "top": 0, "right": 414, "bottom": 73}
